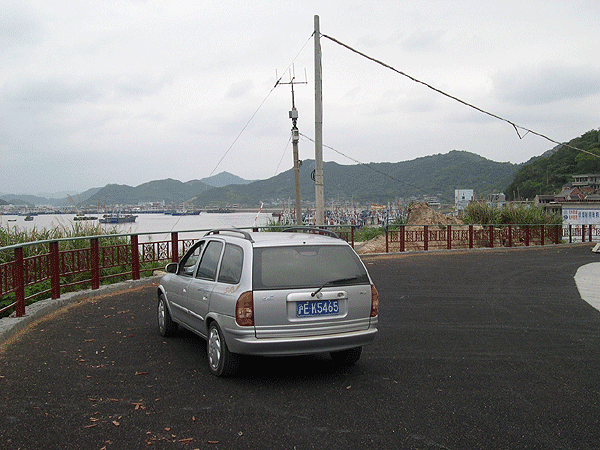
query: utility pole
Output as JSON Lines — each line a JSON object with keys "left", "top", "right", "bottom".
{"left": 314, "top": 15, "right": 325, "bottom": 226}
{"left": 278, "top": 72, "right": 306, "bottom": 225}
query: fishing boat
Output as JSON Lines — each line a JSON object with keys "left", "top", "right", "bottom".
{"left": 74, "top": 212, "right": 98, "bottom": 221}
{"left": 99, "top": 213, "right": 137, "bottom": 224}
{"left": 205, "top": 208, "right": 234, "bottom": 213}
{"left": 74, "top": 215, "right": 98, "bottom": 221}
{"left": 24, "top": 215, "right": 34, "bottom": 221}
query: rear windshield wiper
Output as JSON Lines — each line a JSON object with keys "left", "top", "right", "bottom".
{"left": 311, "top": 277, "right": 359, "bottom": 297}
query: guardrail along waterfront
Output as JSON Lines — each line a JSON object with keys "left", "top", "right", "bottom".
{"left": 1, "top": 224, "right": 597, "bottom": 318}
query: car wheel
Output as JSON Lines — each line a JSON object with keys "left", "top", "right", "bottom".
{"left": 157, "top": 294, "right": 176, "bottom": 337}
{"left": 330, "top": 346, "right": 362, "bottom": 365}
{"left": 207, "top": 322, "right": 239, "bottom": 377}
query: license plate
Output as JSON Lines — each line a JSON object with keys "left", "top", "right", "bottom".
{"left": 296, "top": 300, "right": 339, "bottom": 317}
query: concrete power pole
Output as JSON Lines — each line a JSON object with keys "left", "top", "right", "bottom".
{"left": 314, "top": 15, "right": 325, "bottom": 226}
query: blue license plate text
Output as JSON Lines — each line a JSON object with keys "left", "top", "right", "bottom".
{"left": 296, "top": 299, "right": 339, "bottom": 317}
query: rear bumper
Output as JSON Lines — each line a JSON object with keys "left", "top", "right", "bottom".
{"left": 219, "top": 315, "right": 378, "bottom": 356}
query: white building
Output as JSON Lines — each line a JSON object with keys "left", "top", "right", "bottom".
{"left": 455, "top": 189, "right": 474, "bottom": 213}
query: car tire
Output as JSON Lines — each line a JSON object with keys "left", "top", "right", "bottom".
{"left": 207, "top": 321, "right": 239, "bottom": 377}
{"left": 157, "top": 294, "right": 177, "bottom": 337}
{"left": 330, "top": 346, "right": 362, "bottom": 365}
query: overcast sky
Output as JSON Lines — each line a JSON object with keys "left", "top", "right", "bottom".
{"left": 2, "top": 1, "right": 599, "bottom": 196}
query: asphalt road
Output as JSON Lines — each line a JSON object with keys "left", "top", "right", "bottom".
{"left": 1, "top": 244, "right": 599, "bottom": 449}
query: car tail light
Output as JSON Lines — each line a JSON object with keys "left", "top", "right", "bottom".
{"left": 236, "top": 291, "right": 254, "bottom": 326}
{"left": 370, "top": 285, "right": 379, "bottom": 317}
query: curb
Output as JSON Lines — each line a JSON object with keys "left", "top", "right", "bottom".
{"left": 0, "top": 276, "right": 160, "bottom": 344}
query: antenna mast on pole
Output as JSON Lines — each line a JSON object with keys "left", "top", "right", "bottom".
{"left": 278, "top": 68, "right": 307, "bottom": 225}
{"left": 314, "top": 15, "right": 325, "bottom": 226}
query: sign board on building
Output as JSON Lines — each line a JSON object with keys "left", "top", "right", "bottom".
{"left": 562, "top": 208, "right": 600, "bottom": 225}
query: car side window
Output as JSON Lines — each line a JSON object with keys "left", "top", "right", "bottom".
{"left": 218, "top": 244, "right": 244, "bottom": 284}
{"left": 195, "top": 241, "right": 224, "bottom": 281}
{"left": 178, "top": 241, "right": 204, "bottom": 277}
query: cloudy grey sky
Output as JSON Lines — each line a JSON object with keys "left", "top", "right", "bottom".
{"left": 1, "top": 1, "right": 599, "bottom": 195}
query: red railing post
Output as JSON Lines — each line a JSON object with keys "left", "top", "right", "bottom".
{"left": 131, "top": 235, "right": 140, "bottom": 280}
{"left": 400, "top": 225, "right": 405, "bottom": 252}
{"left": 555, "top": 225, "right": 560, "bottom": 244}
{"left": 91, "top": 238, "right": 100, "bottom": 290}
{"left": 582, "top": 225, "right": 586, "bottom": 243}
{"left": 171, "top": 232, "right": 179, "bottom": 263}
{"left": 525, "top": 225, "right": 530, "bottom": 246}
{"left": 385, "top": 226, "right": 389, "bottom": 253}
{"left": 447, "top": 225, "right": 452, "bottom": 250}
{"left": 423, "top": 225, "right": 429, "bottom": 251}
{"left": 508, "top": 225, "right": 513, "bottom": 247}
{"left": 50, "top": 241, "right": 60, "bottom": 299}
{"left": 589, "top": 225, "right": 593, "bottom": 242}
{"left": 541, "top": 225, "right": 545, "bottom": 246}
{"left": 489, "top": 225, "right": 494, "bottom": 248}
{"left": 14, "top": 247, "right": 25, "bottom": 317}
{"left": 351, "top": 226, "right": 355, "bottom": 248}
{"left": 469, "top": 225, "right": 474, "bottom": 249}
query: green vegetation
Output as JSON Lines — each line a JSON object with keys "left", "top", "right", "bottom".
{"left": 0, "top": 222, "right": 155, "bottom": 317}
{"left": 462, "top": 202, "right": 562, "bottom": 226}
{"left": 1, "top": 220, "right": 107, "bottom": 262}
{"left": 505, "top": 129, "right": 600, "bottom": 200}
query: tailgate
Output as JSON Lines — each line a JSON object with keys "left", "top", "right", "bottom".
{"left": 253, "top": 285, "right": 372, "bottom": 339}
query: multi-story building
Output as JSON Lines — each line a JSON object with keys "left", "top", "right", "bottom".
{"left": 571, "top": 174, "right": 600, "bottom": 194}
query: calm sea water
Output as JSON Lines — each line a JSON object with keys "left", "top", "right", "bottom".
{"left": 1, "top": 212, "right": 272, "bottom": 241}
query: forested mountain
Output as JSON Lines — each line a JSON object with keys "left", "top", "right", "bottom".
{"left": 191, "top": 151, "right": 520, "bottom": 207}
{"left": 83, "top": 179, "right": 212, "bottom": 206}
{"left": 505, "top": 129, "right": 600, "bottom": 200}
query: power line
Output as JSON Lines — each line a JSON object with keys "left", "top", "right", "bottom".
{"left": 299, "top": 132, "right": 428, "bottom": 194}
{"left": 320, "top": 33, "right": 600, "bottom": 160}
{"left": 274, "top": 134, "right": 292, "bottom": 176}
{"left": 208, "top": 33, "right": 315, "bottom": 178}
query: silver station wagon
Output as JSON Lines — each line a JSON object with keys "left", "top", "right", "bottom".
{"left": 157, "top": 228, "right": 379, "bottom": 376}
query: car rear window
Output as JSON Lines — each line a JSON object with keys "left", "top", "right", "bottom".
{"left": 253, "top": 245, "right": 369, "bottom": 290}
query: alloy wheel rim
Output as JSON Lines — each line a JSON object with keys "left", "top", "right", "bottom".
{"left": 158, "top": 300, "right": 165, "bottom": 332}
{"left": 208, "top": 328, "right": 221, "bottom": 370}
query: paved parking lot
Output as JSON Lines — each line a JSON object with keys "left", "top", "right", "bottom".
{"left": 1, "top": 243, "right": 599, "bottom": 449}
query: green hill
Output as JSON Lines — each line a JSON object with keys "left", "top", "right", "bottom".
{"left": 84, "top": 179, "right": 212, "bottom": 206}
{"left": 505, "top": 129, "right": 600, "bottom": 200}
{"left": 192, "top": 150, "right": 520, "bottom": 207}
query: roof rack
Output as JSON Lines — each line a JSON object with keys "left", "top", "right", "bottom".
{"left": 282, "top": 227, "right": 340, "bottom": 239}
{"left": 204, "top": 229, "right": 254, "bottom": 242}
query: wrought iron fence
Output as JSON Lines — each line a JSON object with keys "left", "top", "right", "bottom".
{"left": 0, "top": 224, "right": 595, "bottom": 318}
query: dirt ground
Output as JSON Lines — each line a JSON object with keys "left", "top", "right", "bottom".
{"left": 356, "top": 202, "right": 463, "bottom": 254}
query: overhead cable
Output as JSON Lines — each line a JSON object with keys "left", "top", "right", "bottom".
{"left": 208, "top": 33, "right": 315, "bottom": 178}
{"left": 321, "top": 33, "right": 599, "bottom": 159}
{"left": 299, "top": 132, "right": 427, "bottom": 194}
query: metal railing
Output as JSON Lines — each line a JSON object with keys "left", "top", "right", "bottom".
{"left": 0, "top": 224, "right": 596, "bottom": 318}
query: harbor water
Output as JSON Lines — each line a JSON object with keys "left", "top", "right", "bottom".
{"left": 1, "top": 212, "right": 273, "bottom": 242}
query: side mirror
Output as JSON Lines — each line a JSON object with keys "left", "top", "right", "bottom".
{"left": 165, "top": 262, "right": 178, "bottom": 274}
